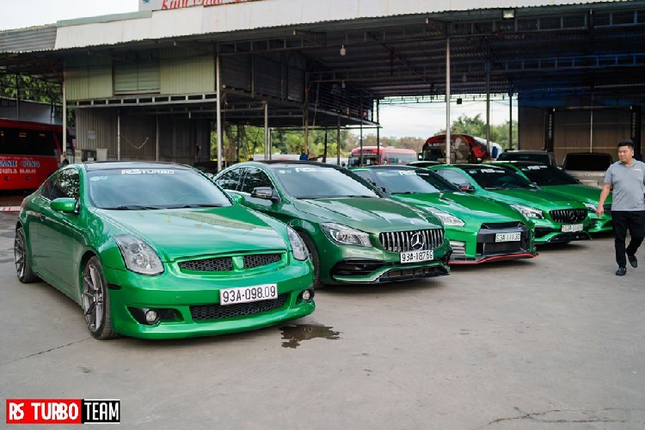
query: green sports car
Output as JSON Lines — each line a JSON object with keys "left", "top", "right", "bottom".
{"left": 490, "top": 161, "right": 613, "bottom": 233}
{"left": 428, "top": 164, "right": 592, "bottom": 244}
{"left": 14, "top": 162, "right": 315, "bottom": 340}
{"left": 215, "top": 161, "right": 452, "bottom": 288}
{"left": 352, "top": 166, "right": 537, "bottom": 264}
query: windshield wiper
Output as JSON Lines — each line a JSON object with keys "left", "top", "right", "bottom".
{"left": 165, "top": 204, "right": 225, "bottom": 209}
{"left": 103, "top": 205, "right": 162, "bottom": 210}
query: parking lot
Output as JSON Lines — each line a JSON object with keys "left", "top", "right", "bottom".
{"left": 0, "top": 209, "right": 644, "bottom": 430}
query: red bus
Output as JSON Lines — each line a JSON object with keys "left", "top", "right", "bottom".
{"left": 348, "top": 146, "right": 417, "bottom": 167}
{"left": 0, "top": 119, "right": 71, "bottom": 191}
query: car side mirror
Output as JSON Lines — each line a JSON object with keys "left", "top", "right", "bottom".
{"left": 459, "top": 184, "right": 475, "bottom": 192}
{"left": 51, "top": 197, "right": 77, "bottom": 213}
{"left": 251, "top": 187, "right": 280, "bottom": 202}
{"left": 230, "top": 194, "right": 245, "bottom": 204}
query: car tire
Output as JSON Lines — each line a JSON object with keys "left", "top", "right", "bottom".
{"left": 82, "top": 256, "right": 119, "bottom": 340}
{"left": 14, "top": 227, "right": 39, "bottom": 283}
{"left": 298, "top": 233, "right": 325, "bottom": 290}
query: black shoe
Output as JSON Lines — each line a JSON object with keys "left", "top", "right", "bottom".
{"left": 616, "top": 267, "right": 627, "bottom": 276}
{"left": 627, "top": 254, "right": 638, "bottom": 268}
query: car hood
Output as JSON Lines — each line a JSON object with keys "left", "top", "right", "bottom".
{"left": 482, "top": 188, "right": 586, "bottom": 210}
{"left": 391, "top": 192, "right": 526, "bottom": 225}
{"left": 97, "top": 205, "right": 287, "bottom": 261}
{"left": 293, "top": 197, "right": 442, "bottom": 232}
{"left": 542, "top": 184, "right": 610, "bottom": 205}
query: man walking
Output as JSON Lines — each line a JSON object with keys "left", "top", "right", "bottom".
{"left": 597, "top": 139, "right": 645, "bottom": 276}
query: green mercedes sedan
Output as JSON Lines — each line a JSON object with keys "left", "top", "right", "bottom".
{"left": 490, "top": 161, "right": 613, "bottom": 233}
{"left": 215, "top": 161, "right": 452, "bottom": 288}
{"left": 428, "top": 164, "right": 592, "bottom": 244}
{"left": 14, "top": 162, "right": 315, "bottom": 340}
{"left": 352, "top": 166, "right": 537, "bottom": 264}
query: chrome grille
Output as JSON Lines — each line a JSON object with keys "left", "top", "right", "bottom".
{"left": 549, "top": 209, "right": 587, "bottom": 224}
{"left": 190, "top": 295, "right": 287, "bottom": 321}
{"left": 244, "top": 253, "right": 282, "bottom": 269}
{"left": 379, "top": 229, "right": 444, "bottom": 252}
{"left": 179, "top": 257, "right": 233, "bottom": 272}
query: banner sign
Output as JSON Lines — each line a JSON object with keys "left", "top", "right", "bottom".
{"left": 139, "top": 0, "right": 259, "bottom": 11}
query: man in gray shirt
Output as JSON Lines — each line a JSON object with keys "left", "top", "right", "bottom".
{"left": 597, "top": 139, "right": 645, "bottom": 276}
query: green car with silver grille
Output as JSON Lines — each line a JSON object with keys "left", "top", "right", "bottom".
{"left": 215, "top": 161, "right": 451, "bottom": 288}
{"left": 14, "top": 162, "right": 315, "bottom": 340}
{"left": 352, "top": 166, "right": 537, "bottom": 264}
{"left": 429, "top": 164, "right": 592, "bottom": 244}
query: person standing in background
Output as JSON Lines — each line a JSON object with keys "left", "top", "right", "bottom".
{"left": 597, "top": 139, "right": 645, "bottom": 276}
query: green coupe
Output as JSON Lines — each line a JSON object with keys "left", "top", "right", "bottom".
{"left": 428, "top": 164, "right": 592, "bottom": 244}
{"left": 352, "top": 166, "right": 537, "bottom": 264}
{"left": 490, "top": 161, "right": 613, "bottom": 233}
{"left": 14, "top": 162, "right": 315, "bottom": 340}
{"left": 215, "top": 161, "right": 452, "bottom": 288}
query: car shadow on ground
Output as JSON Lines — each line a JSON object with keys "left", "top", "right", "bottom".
{"left": 318, "top": 277, "right": 448, "bottom": 297}
{"left": 448, "top": 258, "right": 536, "bottom": 273}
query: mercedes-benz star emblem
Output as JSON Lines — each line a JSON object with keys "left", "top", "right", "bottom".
{"left": 410, "top": 232, "right": 424, "bottom": 250}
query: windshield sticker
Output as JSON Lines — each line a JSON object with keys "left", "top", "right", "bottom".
{"left": 397, "top": 170, "right": 416, "bottom": 176}
{"left": 121, "top": 169, "right": 176, "bottom": 175}
{"left": 525, "top": 165, "right": 548, "bottom": 170}
{"left": 478, "top": 169, "right": 504, "bottom": 174}
{"left": 90, "top": 176, "right": 108, "bottom": 182}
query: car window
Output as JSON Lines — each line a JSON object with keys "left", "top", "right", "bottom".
{"left": 88, "top": 168, "right": 232, "bottom": 210}
{"left": 216, "top": 168, "right": 244, "bottom": 191}
{"left": 40, "top": 173, "right": 59, "bottom": 200}
{"left": 271, "top": 165, "right": 380, "bottom": 199}
{"left": 436, "top": 169, "right": 470, "bottom": 187}
{"left": 372, "top": 169, "right": 459, "bottom": 194}
{"left": 498, "top": 153, "right": 550, "bottom": 165}
{"left": 563, "top": 154, "right": 612, "bottom": 171}
{"left": 52, "top": 168, "right": 81, "bottom": 199}
{"left": 240, "top": 168, "right": 274, "bottom": 194}
{"left": 464, "top": 167, "right": 535, "bottom": 190}
{"left": 519, "top": 164, "right": 580, "bottom": 186}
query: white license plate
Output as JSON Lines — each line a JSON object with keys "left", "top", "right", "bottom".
{"left": 562, "top": 224, "right": 584, "bottom": 233}
{"left": 495, "top": 232, "right": 521, "bottom": 243}
{"left": 400, "top": 250, "right": 434, "bottom": 264}
{"left": 219, "top": 284, "right": 278, "bottom": 306}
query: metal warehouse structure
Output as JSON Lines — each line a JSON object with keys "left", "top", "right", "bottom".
{"left": 1, "top": 0, "right": 644, "bottom": 168}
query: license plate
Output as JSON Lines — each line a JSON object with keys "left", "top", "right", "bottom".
{"left": 495, "top": 232, "right": 521, "bottom": 243}
{"left": 562, "top": 224, "right": 583, "bottom": 233}
{"left": 219, "top": 284, "right": 278, "bottom": 306}
{"left": 400, "top": 250, "right": 434, "bottom": 264}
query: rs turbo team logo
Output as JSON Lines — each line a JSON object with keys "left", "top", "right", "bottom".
{"left": 6, "top": 399, "right": 120, "bottom": 425}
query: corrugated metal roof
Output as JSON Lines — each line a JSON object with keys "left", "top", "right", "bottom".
{"left": 0, "top": 25, "right": 56, "bottom": 53}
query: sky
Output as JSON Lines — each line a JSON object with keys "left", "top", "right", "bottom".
{"left": 0, "top": 0, "right": 516, "bottom": 139}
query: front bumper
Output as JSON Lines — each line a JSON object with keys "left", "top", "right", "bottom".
{"left": 532, "top": 218, "right": 592, "bottom": 244}
{"left": 102, "top": 262, "right": 315, "bottom": 339}
{"left": 588, "top": 213, "right": 613, "bottom": 233}
{"left": 447, "top": 222, "right": 537, "bottom": 265}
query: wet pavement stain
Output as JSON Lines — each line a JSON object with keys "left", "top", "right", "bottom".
{"left": 279, "top": 324, "right": 340, "bottom": 349}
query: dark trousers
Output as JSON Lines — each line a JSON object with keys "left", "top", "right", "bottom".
{"left": 613, "top": 211, "right": 645, "bottom": 267}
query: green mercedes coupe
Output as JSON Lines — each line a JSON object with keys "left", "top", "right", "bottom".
{"left": 352, "top": 166, "right": 537, "bottom": 264}
{"left": 428, "top": 164, "right": 592, "bottom": 244}
{"left": 14, "top": 162, "right": 315, "bottom": 340}
{"left": 215, "top": 161, "right": 452, "bottom": 288}
{"left": 490, "top": 161, "right": 613, "bottom": 233}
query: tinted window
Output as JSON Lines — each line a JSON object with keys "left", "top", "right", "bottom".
{"left": 50, "top": 169, "right": 80, "bottom": 199}
{"left": 240, "top": 168, "right": 273, "bottom": 194}
{"left": 497, "top": 152, "right": 550, "bottom": 165}
{"left": 40, "top": 174, "right": 59, "bottom": 200}
{"left": 371, "top": 169, "right": 458, "bottom": 194}
{"left": 216, "top": 168, "right": 243, "bottom": 191}
{"left": 463, "top": 167, "right": 535, "bottom": 190}
{"left": 563, "top": 154, "right": 612, "bottom": 171}
{"left": 384, "top": 153, "right": 417, "bottom": 165}
{"left": 519, "top": 164, "right": 580, "bottom": 186}
{"left": 436, "top": 169, "right": 470, "bottom": 186}
{"left": 0, "top": 128, "right": 58, "bottom": 156}
{"left": 88, "top": 168, "right": 232, "bottom": 210}
{"left": 272, "top": 165, "right": 380, "bottom": 199}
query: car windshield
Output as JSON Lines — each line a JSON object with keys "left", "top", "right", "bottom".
{"left": 463, "top": 167, "right": 536, "bottom": 190}
{"left": 563, "top": 154, "right": 612, "bottom": 171}
{"left": 519, "top": 164, "right": 580, "bottom": 186}
{"left": 371, "top": 169, "right": 459, "bottom": 194}
{"left": 497, "top": 152, "right": 550, "bottom": 164}
{"left": 272, "top": 165, "right": 380, "bottom": 199}
{"left": 88, "top": 168, "right": 232, "bottom": 210}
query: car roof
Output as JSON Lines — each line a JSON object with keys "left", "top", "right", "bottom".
{"left": 489, "top": 161, "right": 547, "bottom": 167}
{"left": 81, "top": 161, "right": 192, "bottom": 172}
{"left": 499, "top": 150, "right": 551, "bottom": 154}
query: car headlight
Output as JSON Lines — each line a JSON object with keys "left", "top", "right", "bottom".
{"left": 425, "top": 207, "right": 465, "bottom": 227}
{"left": 114, "top": 235, "right": 164, "bottom": 275}
{"left": 583, "top": 202, "right": 598, "bottom": 213}
{"left": 287, "top": 227, "right": 309, "bottom": 261}
{"left": 321, "top": 223, "right": 372, "bottom": 247}
{"left": 510, "top": 204, "right": 544, "bottom": 219}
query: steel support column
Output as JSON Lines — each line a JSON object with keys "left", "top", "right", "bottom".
{"left": 62, "top": 80, "right": 67, "bottom": 161}
{"left": 485, "top": 61, "right": 491, "bottom": 155}
{"left": 446, "top": 36, "right": 451, "bottom": 164}
{"left": 216, "top": 48, "right": 223, "bottom": 171}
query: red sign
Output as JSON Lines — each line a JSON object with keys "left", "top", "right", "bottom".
{"left": 6, "top": 399, "right": 120, "bottom": 425}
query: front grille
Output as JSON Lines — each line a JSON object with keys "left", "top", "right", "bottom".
{"left": 243, "top": 253, "right": 282, "bottom": 269}
{"left": 331, "top": 260, "right": 385, "bottom": 277}
{"left": 179, "top": 257, "right": 233, "bottom": 272}
{"left": 190, "top": 294, "right": 287, "bottom": 321}
{"left": 478, "top": 242, "right": 524, "bottom": 255}
{"left": 549, "top": 209, "right": 587, "bottom": 224}
{"left": 480, "top": 222, "right": 524, "bottom": 230}
{"left": 379, "top": 229, "right": 444, "bottom": 253}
